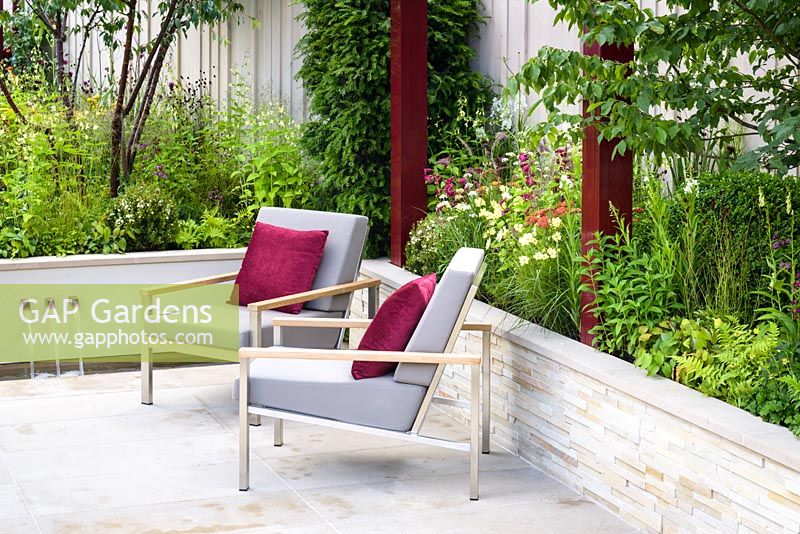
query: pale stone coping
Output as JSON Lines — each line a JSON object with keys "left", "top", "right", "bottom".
{"left": 0, "top": 248, "right": 247, "bottom": 271}
{"left": 361, "top": 258, "right": 800, "bottom": 473}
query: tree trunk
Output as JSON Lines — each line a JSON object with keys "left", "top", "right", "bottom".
{"left": 53, "top": 11, "right": 71, "bottom": 117}
{"left": 124, "top": 33, "right": 173, "bottom": 177}
{"left": 108, "top": 0, "right": 137, "bottom": 198}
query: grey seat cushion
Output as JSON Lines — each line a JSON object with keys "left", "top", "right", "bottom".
{"left": 394, "top": 248, "right": 485, "bottom": 387}
{"left": 233, "top": 350, "right": 427, "bottom": 432}
{"left": 256, "top": 208, "right": 368, "bottom": 313}
{"left": 162, "top": 304, "right": 343, "bottom": 349}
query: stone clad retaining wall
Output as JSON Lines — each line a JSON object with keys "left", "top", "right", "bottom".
{"left": 351, "top": 259, "right": 800, "bottom": 534}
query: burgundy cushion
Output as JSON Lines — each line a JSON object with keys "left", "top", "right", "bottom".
{"left": 351, "top": 274, "right": 436, "bottom": 380}
{"left": 235, "top": 222, "right": 329, "bottom": 314}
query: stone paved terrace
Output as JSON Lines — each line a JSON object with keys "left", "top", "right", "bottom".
{"left": 0, "top": 364, "right": 634, "bottom": 533}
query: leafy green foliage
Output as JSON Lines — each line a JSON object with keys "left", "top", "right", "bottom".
{"left": 175, "top": 209, "right": 251, "bottom": 250}
{"left": 634, "top": 313, "right": 800, "bottom": 436}
{"left": 297, "top": 0, "right": 493, "bottom": 256}
{"left": 0, "top": 72, "right": 308, "bottom": 257}
{"left": 509, "top": 0, "right": 800, "bottom": 172}
{"left": 582, "top": 223, "right": 685, "bottom": 357}
{"left": 0, "top": 9, "right": 53, "bottom": 77}
{"left": 692, "top": 170, "right": 800, "bottom": 320}
{"left": 107, "top": 181, "right": 179, "bottom": 251}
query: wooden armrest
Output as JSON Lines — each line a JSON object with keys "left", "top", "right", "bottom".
{"left": 462, "top": 321, "right": 491, "bottom": 332}
{"left": 247, "top": 277, "right": 381, "bottom": 312}
{"left": 271, "top": 317, "right": 492, "bottom": 332}
{"left": 272, "top": 317, "right": 372, "bottom": 329}
{"left": 239, "top": 347, "right": 481, "bottom": 366}
{"left": 141, "top": 271, "right": 239, "bottom": 297}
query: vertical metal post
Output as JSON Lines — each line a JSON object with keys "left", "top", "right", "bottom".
{"left": 481, "top": 330, "right": 491, "bottom": 454}
{"left": 390, "top": 0, "right": 428, "bottom": 266}
{"left": 470, "top": 363, "right": 480, "bottom": 500}
{"left": 249, "top": 310, "right": 262, "bottom": 427}
{"left": 367, "top": 285, "right": 379, "bottom": 319}
{"left": 238, "top": 356, "right": 250, "bottom": 491}
{"left": 580, "top": 39, "right": 633, "bottom": 345}
{"left": 273, "top": 418, "right": 284, "bottom": 447}
{"left": 270, "top": 325, "right": 283, "bottom": 445}
{"left": 272, "top": 302, "right": 285, "bottom": 446}
{"left": 140, "top": 293, "right": 153, "bottom": 405}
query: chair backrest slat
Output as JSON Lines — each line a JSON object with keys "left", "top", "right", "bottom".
{"left": 394, "top": 248, "right": 485, "bottom": 387}
{"left": 256, "top": 208, "right": 369, "bottom": 313}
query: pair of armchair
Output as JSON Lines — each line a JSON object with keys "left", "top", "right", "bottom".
{"left": 140, "top": 208, "right": 492, "bottom": 500}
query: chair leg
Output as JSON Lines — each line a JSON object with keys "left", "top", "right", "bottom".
{"left": 239, "top": 359, "right": 250, "bottom": 491}
{"left": 470, "top": 364, "right": 480, "bottom": 501}
{"left": 481, "top": 330, "right": 491, "bottom": 454}
{"left": 274, "top": 418, "right": 284, "bottom": 447}
{"left": 141, "top": 346, "right": 153, "bottom": 405}
{"left": 249, "top": 414, "right": 261, "bottom": 427}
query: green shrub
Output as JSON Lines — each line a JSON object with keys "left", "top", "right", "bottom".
{"left": 691, "top": 170, "right": 800, "bottom": 321}
{"left": 0, "top": 71, "right": 308, "bottom": 257}
{"left": 583, "top": 226, "right": 686, "bottom": 358}
{"left": 107, "top": 182, "right": 178, "bottom": 252}
{"left": 297, "top": 0, "right": 493, "bottom": 256}
{"left": 405, "top": 210, "right": 487, "bottom": 278}
{"left": 176, "top": 209, "right": 252, "bottom": 250}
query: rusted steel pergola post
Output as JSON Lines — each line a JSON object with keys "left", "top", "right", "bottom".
{"left": 580, "top": 40, "right": 634, "bottom": 345}
{"left": 389, "top": 0, "right": 428, "bottom": 266}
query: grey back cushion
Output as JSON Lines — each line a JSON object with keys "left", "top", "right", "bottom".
{"left": 394, "top": 248, "right": 485, "bottom": 386}
{"left": 256, "top": 207, "right": 369, "bottom": 313}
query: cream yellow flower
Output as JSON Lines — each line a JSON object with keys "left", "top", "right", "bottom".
{"left": 519, "top": 233, "right": 536, "bottom": 246}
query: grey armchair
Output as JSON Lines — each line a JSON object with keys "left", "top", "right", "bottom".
{"left": 237, "top": 248, "right": 492, "bottom": 500}
{"left": 140, "top": 207, "right": 379, "bottom": 405}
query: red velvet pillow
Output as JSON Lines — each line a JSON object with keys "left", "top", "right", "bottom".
{"left": 234, "top": 222, "right": 328, "bottom": 314}
{"left": 351, "top": 273, "right": 436, "bottom": 380}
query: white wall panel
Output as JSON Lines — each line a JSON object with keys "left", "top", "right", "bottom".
{"left": 63, "top": 0, "right": 697, "bottom": 127}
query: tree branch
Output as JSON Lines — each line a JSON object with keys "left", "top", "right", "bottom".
{"left": 70, "top": 6, "right": 103, "bottom": 110}
{"left": 26, "top": 0, "right": 55, "bottom": 33}
{"left": 125, "top": 27, "right": 175, "bottom": 175}
{"left": 730, "top": 0, "right": 800, "bottom": 68}
{"left": 108, "top": 0, "right": 137, "bottom": 197}
{"left": 729, "top": 113, "right": 759, "bottom": 132}
{"left": 123, "top": 0, "right": 180, "bottom": 117}
{"left": 0, "top": 74, "right": 26, "bottom": 124}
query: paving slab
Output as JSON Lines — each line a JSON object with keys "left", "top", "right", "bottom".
{"left": 0, "top": 364, "right": 633, "bottom": 533}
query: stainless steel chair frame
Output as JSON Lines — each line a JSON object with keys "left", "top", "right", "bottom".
{"left": 238, "top": 283, "right": 491, "bottom": 500}
{"left": 139, "top": 275, "right": 380, "bottom": 405}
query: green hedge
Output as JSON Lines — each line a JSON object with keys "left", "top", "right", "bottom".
{"left": 297, "top": 0, "right": 493, "bottom": 257}
{"left": 690, "top": 171, "right": 800, "bottom": 321}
